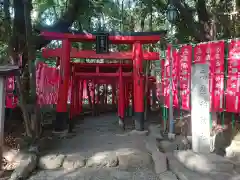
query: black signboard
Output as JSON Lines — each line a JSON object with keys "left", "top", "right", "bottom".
{"left": 96, "top": 33, "right": 109, "bottom": 54}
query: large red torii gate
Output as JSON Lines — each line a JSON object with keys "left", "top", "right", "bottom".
{"left": 41, "top": 30, "right": 165, "bottom": 132}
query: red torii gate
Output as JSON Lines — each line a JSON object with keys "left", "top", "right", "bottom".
{"left": 72, "top": 63, "right": 135, "bottom": 128}
{"left": 41, "top": 31, "right": 165, "bottom": 132}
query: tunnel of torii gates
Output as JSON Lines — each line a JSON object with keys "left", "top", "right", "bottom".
{"left": 41, "top": 31, "right": 166, "bottom": 132}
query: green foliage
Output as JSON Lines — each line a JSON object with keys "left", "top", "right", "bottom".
{"left": 0, "top": 0, "right": 239, "bottom": 62}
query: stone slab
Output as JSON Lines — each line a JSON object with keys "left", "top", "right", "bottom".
{"left": 116, "top": 148, "right": 152, "bottom": 169}
{"left": 166, "top": 152, "right": 214, "bottom": 180}
{"left": 86, "top": 151, "right": 118, "bottom": 167}
{"left": 62, "top": 154, "right": 86, "bottom": 170}
{"left": 38, "top": 154, "right": 65, "bottom": 170}
{"left": 174, "top": 150, "right": 234, "bottom": 174}
{"left": 152, "top": 151, "right": 167, "bottom": 174}
{"left": 158, "top": 171, "right": 178, "bottom": 180}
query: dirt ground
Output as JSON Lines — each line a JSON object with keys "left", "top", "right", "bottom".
{"left": 27, "top": 113, "right": 160, "bottom": 180}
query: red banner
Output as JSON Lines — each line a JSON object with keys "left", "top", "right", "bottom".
{"left": 178, "top": 45, "right": 192, "bottom": 110}
{"left": 5, "top": 76, "right": 18, "bottom": 108}
{"left": 36, "top": 63, "right": 60, "bottom": 105}
{"left": 226, "top": 39, "right": 240, "bottom": 112}
{"left": 163, "top": 45, "right": 179, "bottom": 108}
{"left": 194, "top": 43, "right": 214, "bottom": 110}
{"left": 193, "top": 43, "right": 207, "bottom": 64}
{"left": 193, "top": 42, "right": 225, "bottom": 112}
{"left": 209, "top": 41, "right": 225, "bottom": 112}
{"left": 5, "top": 95, "right": 17, "bottom": 109}
{"left": 163, "top": 51, "right": 170, "bottom": 108}
{"left": 5, "top": 62, "right": 88, "bottom": 108}
{"left": 6, "top": 76, "right": 15, "bottom": 92}
{"left": 226, "top": 75, "right": 240, "bottom": 113}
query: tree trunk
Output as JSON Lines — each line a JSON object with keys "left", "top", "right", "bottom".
{"left": 7, "top": 0, "right": 33, "bottom": 137}
{"left": 144, "top": 2, "right": 153, "bottom": 121}
{"left": 23, "top": 0, "right": 42, "bottom": 140}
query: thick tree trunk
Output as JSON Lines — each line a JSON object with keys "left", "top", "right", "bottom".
{"left": 144, "top": 2, "right": 153, "bottom": 121}
{"left": 23, "top": 0, "right": 42, "bottom": 140}
{"left": 8, "top": 0, "right": 33, "bottom": 137}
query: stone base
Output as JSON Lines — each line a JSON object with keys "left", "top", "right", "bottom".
{"left": 168, "top": 133, "right": 176, "bottom": 140}
{"left": 68, "top": 119, "right": 74, "bottom": 133}
{"left": 134, "top": 112, "right": 144, "bottom": 131}
{"left": 118, "top": 117, "right": 125, "bottom": 130}
{"left": 54, "top": 112, "right": 68, "bottom": 132}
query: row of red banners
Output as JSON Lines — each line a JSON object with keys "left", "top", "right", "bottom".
{"left": 161, "top": 39, "right": 240, "bottom": 112}
{"left": 36, "top": 62, "right": 90, "bottom": 105}
{"left": 6, "top": 62, "right": 89, "bottom": 108}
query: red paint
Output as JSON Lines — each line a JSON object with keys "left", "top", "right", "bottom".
{"left": 178, "top": 45, "right": 192, "bottom": 110}
{"left": 210, "top": 41, "right": 224, "bottom": 112}
{"left": 75, "top": 77, "right": 132, "bottom": 83}
{"left": 96, "top": 83, "right": 100, "bottom": 105}
{"left": 75, "top": 78, "right": 80, "bottom": 116}
{"left": 226, "top": 39, "right": 240, "bottom": 112}
{"left": 70, "top": 66, "right": 76, "bottom": 119}
{"left": 112, "top": 83, "right": 116, "bottom": 105}
{"left": 92, "top": 80, "right": 96, "bottom": 107}
{"left": 41, "top": 31, "right": 161, "bottom": 44}
{"left": 73, "top": 63, "right": 132, "bottom": 68}
{"left": 75, "top": 72, "right": 132, "bottom": 77}
{"left": 125, "top": 83, "right": 130, "bottom": 110}
{"left": 118, "top": 66, "right": 125, "bottom": 118}
{"left": 5, "top": 94, "right": 17, "bottom": 109}
{"left": 79, "top": 80, "right": 83, "bottom": 113}
{"left": 42, "top": 48, "right": 159, "bottom": 60}
{"left": 56, "top": 40, "right": 71, "bottom": 112}
{"left": 73, "top": 70, "right": 79, "bottom": 116}
{"left": 133, "top": 42, "right": 144, "bottom": 112}
{"left": 87, "top": 82, "right": 92, "bottom": 108}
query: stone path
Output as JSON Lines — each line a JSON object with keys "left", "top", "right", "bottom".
{"left": 28, "top": 114, "right": 160, "bottom": 180}
{"left": 9, "top": 113, "right": 240, "bottom": 180}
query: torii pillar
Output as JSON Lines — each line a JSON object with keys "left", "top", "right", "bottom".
{"left": 55, "top": 39, "right": 71, "bottom": 132}
{"left": 133, "top": 42, "right": 144, "bottom": 131}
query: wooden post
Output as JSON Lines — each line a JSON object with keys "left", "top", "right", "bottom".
{"left": 75, "top": 79, "right": 80, "bottom": 116}
{"left": 118, "top": 66, "right": 125, "bottom": 129}
{"left": 104, "top": 84, "right": 108, "bottom": 105}
{"left": 55, "top": 39, "right": 71, "bottom": 132}
{"left": 79, "top": 80, "right": 83, "bottom": 115}
{"left": 92, "top": 80, "right": 96, "bottom": 116}
{"left": 97, "top": 83, "right": 100, "bottom": 116}
{"left": 87, "top": 81, "right": 92, "bottom": 109}
{"left": 133, "top": 42, "right": 144, "bottom": 131}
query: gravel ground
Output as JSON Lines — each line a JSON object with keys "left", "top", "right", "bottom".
{"left": 28, "top": 114, "right": 159, "bottom": 180}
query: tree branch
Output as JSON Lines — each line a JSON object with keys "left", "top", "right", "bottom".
{"left": 195, "top": 0, "right": 212, "bottom": 40}
{"left": 172, "top": 0, "right": 209, "bottom": 41}
{"left": 34, "top": 0, "right": 89, "bottom": 49}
